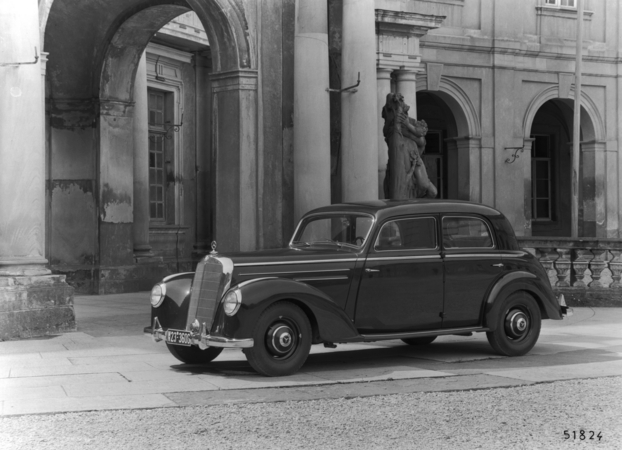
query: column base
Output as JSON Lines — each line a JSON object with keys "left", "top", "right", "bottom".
{"left": 0, "top": 274, "right": 75, "bottom": 340}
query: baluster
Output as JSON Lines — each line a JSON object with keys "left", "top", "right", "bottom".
{"left": 535, "top": 247, "right": 556, "bottom": 286}
{"left": 572, "top": 249, "right": 592, "bottom": 288}
{"left": 588, "top": 249, "right": 609, "bottom": 288}
{"left": 553, "top": 248, "right": 571, "bottom": 287}
{"left": 609, "top": 250, "right": 622, "bottom": 288}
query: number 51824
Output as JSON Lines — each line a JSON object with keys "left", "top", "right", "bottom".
{"left": 564, "top": 430, "right": 602, "bottom": 441}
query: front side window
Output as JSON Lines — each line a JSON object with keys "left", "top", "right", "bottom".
{"left": 442, "top": 217, "right": 493, "bottom": 249}
{"left": 375, "top": 217, "right": 437, "bottom": 251}
{"left": 292, "top": 214, "right": 374, "bottom": 249}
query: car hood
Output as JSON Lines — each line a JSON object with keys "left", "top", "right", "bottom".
{"left": 219, "top": 246, "right": 362, "bottom": 266}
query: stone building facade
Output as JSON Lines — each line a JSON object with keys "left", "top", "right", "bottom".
{"left": 1, "top": 0, "right": 621, "bottom": 338}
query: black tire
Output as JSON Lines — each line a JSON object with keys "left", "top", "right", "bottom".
{"left": 243, "top": 301, "right": 312, "bottom": 377}
{"left": 401, "top": 336, "right": 437, "bottom": 346}
{"left": 486, "top": 292, "right": 541, "bottom": 356}
{"left": 166, "top": 343, "right": 223, "bottom": 364}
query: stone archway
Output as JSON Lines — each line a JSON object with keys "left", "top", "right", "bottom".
{"left": 522, "top": 86, "right": 609, "bottom": 237}
{"left": 43, "top": 0, "right": 258, "bottom": 293}
{"left": 416, "top": 75, "right": 485, "bottom": 203}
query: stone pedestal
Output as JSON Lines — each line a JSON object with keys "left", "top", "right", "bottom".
{"left": 0, "top": 275, "right": 75, "bottom": 340}
{"left": 0, "top": 1, "right": 75, "bottom": 339}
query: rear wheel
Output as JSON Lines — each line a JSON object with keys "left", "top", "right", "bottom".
{"left": 401, "top": 336, "right": 437, "bottom": 346}
{"left": 486, "top": 292, "right": 541, "bottom": 356}
{"left": 166, "top": 343, "right": 223, "bottom": 364}
{"left": 244, "top": 301, "right": 312, "bottom": 377}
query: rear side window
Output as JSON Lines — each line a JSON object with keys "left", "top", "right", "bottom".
{"left": 442, "top": 216, "right": 493, "bottom": 249}
{"left": 375, "top": 217, "right": 437, "bottom": 250}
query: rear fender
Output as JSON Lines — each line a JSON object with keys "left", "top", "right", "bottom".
{"left": 220, "top": 278, "right": 360, "bottom": 343}
{"left": 484, "top": 271, "right": 562, "bottom": 330}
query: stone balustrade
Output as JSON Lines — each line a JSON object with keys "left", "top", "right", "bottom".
{"left": 517, "top": 237, "right": 622, "bottom": 307}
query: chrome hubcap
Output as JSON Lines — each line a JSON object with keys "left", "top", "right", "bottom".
{"left": 266, "top": 319, "right": 299, "bottom": 359}
{"left": 504, "top": 309, "right": 530, "bottom": 340}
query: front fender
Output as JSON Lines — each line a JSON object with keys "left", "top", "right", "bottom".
{"left": 213, "top": 278, "right": 360, "bottom": 343}
{"left": 150, "top": 273, "right": 193, "bottom": 331}
{"left": 484, "top": 271, "right": 562, "bottom": 331}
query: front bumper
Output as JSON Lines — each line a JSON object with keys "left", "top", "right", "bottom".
{"left": 558, "top": 294, "right": 574, "bottom": 318}
{"left": 151, "top": 317, "right": 254, "bottom": 349}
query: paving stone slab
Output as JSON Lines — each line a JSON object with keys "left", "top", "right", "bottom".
{"left": 1, "top": 393, "right": 176, "bottom": 416}
{"left": 63, "top": 377, "right": 220, "bottom": 398}
{"left": 1, "top": 385, "right": 67, "bottom": 401}
{"left": 0, "top": 372, "right": 126, "bottom": 389}
{"left": 8, "top": 361, "right": 156, "bottom": 378}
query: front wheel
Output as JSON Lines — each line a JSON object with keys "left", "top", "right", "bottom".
{"left": 166, "top": 343, "right": 223, "bottom": 364}
{"left": 486, "top": 292, "right": 541, "bottom": 356}
{"left": 243, "top": 301, "right": 312, "bottom": 377}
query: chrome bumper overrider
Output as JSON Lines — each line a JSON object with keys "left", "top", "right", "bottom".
{"left": 558, "top": 294, "right": 574, "bottom": 318}
{"left": 151, "top": 317, "right": 254, "bottom": 349}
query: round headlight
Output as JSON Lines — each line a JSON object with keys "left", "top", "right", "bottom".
{"left": 150, "top": 283, "right": 166, "bottom": 308}
{"left": 223, "top": 289, "right": 242, "bottom": 316}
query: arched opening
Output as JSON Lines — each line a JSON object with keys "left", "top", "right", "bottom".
{"left": 416, "top": 82, "right": 482, "bottom": 203}
{"left": 43, "top": 0, "right": 256, "bottom": 293}
{"left": 415, "top": 91, "right": 457, "bottom": 199}
{"left": 523, "top": 88, "right": 605, "bottom": 237}
{"left": 529, "top": 99, "right": 573, "bottom": 237}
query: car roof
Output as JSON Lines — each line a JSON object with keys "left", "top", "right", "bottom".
{"left": 305, "top": 199, "right": 504, "bottom": 222}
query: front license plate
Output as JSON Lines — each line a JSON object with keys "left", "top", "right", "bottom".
{"left": 165, "top": 329, "right": 193, "bottom": 346}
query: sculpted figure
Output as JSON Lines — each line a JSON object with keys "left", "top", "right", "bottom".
{"left": 382, "top": 93, "right": 438, "bottom": 199}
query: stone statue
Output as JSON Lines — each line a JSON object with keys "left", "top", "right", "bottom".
{"left": 382, "top": 93, "right": 438, "bottom": 199}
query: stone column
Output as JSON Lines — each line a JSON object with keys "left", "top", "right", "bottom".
{"left": 293, "top": 0, "right": 331, "bottom": 221}
{"left": 0, "top": 1, "right": 74, "bottom": 339}
{"left": 132, "top": 53, "right": 155, "bottom": 261}
{"left": 341, "top": 0, "right": 378, "bottom": 202}
{"left": 377, "top": 67, "right": 392, "bottom": 199}
{"left": 395, "top": 69, "right": 418, "bottom": 119}
{"left": 0, "top": 1, "right": 48, "bottom": 275}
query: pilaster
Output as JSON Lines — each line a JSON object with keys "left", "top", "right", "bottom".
{"left": 0, "top": 0, "right": 75, "bottom": 338}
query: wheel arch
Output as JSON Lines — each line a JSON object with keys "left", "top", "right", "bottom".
{"left": 484, "top": 271, "right": 557, "bottom": 330}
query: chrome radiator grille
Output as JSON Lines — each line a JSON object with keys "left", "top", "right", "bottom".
{"left": 186, "top": 257, "right": 228, "bottom": 331}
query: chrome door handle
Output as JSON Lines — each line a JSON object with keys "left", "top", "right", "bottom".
{"left": 365, "top": 268, "right": 380, "bottom": 273}
{"left": 491, "top": 263, "right": 504, "bottom": 268}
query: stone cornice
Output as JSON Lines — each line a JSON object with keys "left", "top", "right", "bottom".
{"left": 375, "top": 10, "right": 446, "bottom": 37}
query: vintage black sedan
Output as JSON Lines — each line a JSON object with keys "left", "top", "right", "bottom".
{"left": 150, "top": 200, "right": 572, "bottom": 376}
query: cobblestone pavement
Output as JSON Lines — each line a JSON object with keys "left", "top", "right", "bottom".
{"left": 1, "top": 376, "right": 620, "bottom": 450}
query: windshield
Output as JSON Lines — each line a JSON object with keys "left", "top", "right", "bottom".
{"left": 291, "top": 214, "right": 374, "bottom": 249}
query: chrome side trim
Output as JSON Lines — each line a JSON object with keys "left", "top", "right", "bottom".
{"left": 499, "top": 252, "right": 528, "bottom": 258}
{"left": 293, "top": 276, "right": 349, "bottom": 282}
{"left": 366, "top": 255, "right": 441, "bottom": 262}
{"left": 236, "top": 258, "right": 358, "bottom": 267}
{"left": 240, "top": 268, "right": 350, "bottom": 277}
{"left": 360, "top": 326, "right": 489, "bottom": 341}
{"left": 445, "top": 254, "right": 502, "bottom": 259}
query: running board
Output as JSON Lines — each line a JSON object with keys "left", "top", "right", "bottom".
{"left": 359, "top": 327, "right": 489, "bottom": 342}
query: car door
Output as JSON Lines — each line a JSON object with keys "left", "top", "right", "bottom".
{"left": 354, "top": 215, "right": 443, "bottom": 333}
{"left": 441, "top": 215, "right": 504, "bottom": 328}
